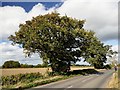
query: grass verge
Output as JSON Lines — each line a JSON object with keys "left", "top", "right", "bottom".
{"left": 108, "top": 70, "right": 120, "bottom": 89}
{"left": 1, "top": 69, "right": 100, "bottom": 90}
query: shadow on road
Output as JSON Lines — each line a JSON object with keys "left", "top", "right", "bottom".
{"left": 67, "top": 69, "right": 104, "bottom": 76}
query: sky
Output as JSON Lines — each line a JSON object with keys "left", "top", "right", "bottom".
{"left": 0, "top": 0, "right": 119, "bottom": 66}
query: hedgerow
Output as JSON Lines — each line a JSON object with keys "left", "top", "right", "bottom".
{"left": 2, "top": 72, "right": 43, "bottom": 86}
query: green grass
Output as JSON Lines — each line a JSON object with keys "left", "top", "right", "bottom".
{"left": 15, "top": 75, "right": 73, "bottom": 90}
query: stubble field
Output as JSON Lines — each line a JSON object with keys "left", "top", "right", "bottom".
{"left": 1, "top": 66, "right": 94, "bottom": 76}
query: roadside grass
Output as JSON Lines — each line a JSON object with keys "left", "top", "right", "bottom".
{"left": 1, "top": 69, "right": 100, "bottom": 90}
{"left": 108, "top": 69, "right": 120, "bottom": 89}
{"left": 117, "top": 75, "right": 120, "bottom": 89}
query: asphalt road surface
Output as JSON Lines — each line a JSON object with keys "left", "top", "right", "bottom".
{"left": 28, "top": 69, "right": 114, "bottom": 90}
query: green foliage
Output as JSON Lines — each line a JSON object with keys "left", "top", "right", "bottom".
{"left": 103, "top": 64, "right": 112, "bottom": 69}
{"left": 83, "top": 40, "right": 116, "bottom": 69}
{"left": 16, "top": 76, "right": 69, "bottom": 90}
{"left": 8, "top": 12, "right": 85, "bottom": 72}
{"left": 20, "top": 63, "right": 49, "bottom": 68}
{"left": 71, "top": 64, "right": 91, "bottom": 67}
{"left": 118, "top": 64, "right": 120, "bottom": 67}
{"left": 2, "top": 60, "right": 50, "bottom": 68}
{"left": 2, "top": 72, "right": 43, "bottom": 86}
{"left": 20, "top": 64, "right": 33, "bottom": 68}
{"left": 8, "top": 12, "right": 115, "bottom": 72}
{"left": 33, "top": 64, "right": 42, "bottom": 68}
{"left": 2, "top": 60, "right": 20, "bottom": 68}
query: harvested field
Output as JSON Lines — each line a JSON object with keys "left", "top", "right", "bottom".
{"left": 1, "top": 68, "right": 51, "bottom": 76}
{"left": 71, "top": 66, "right": 94, "bottom": 71}
{"left": 1, "top": 67, "right": 94, "bottom": 76}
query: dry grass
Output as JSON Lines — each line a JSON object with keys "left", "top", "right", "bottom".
{"left": 70, "top": 66, "right": 94, "bottom": 71}
{"left": 108, "top": 68, "right": 120, "bottom": 89}
{"left": 1, "top": 67, "right": 94, "bottom": 76}
{"left": 108, "top": 72, "right": 120, "bottom": 89}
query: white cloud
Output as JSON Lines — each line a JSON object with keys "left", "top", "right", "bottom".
{"left": 28, "top": 3, "right": 56, "bottom": 19}
{"left": 0, "top": 6, "right": 27, "bottom": 40}
{"left": 57, "top": 0, "right": 118, "bottom": 41}
{"left": 111, "top": 45, "right": 118, "bottom": 52}
{"left": 0, "top": 3, "right": 55, "bottom": 41}
{"left": 0, "top": 42, "right": 42, "bottom": 66}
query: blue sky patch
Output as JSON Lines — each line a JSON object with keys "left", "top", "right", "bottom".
{"left": 2, "top": 2, "right": 63, "bottom": 12}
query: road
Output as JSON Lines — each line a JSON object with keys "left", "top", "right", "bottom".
{"left": 28, "top": 69, "right": 114, "bottom": 90}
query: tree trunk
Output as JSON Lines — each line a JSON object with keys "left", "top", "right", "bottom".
{"left": 94, "top": 63, "right": 104, "bottom": 69}
{"left": 67, "top": 61, "right": 71, "bottom": 72}
{"left": 50, "top": 59, "right": 70, "bottom": 73}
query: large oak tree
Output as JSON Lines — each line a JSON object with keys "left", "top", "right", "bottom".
{"left": 9, "top": 12, "right": 115, "bottom": 72}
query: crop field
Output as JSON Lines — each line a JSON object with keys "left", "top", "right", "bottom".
{"left": 1, "top": 68, "right": 51, "bottom": 76}
{"left": 1, "top": 66, "right": 94, "bottom": 76}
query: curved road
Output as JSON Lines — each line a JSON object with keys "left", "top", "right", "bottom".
{"left": 29, "top": 69, "right": 114, "bottom": 89}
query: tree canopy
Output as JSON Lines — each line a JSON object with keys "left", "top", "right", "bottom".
{"left": 9, "top": 12, "right": 115, "bottom": 72}
{"left": 2, "top": 60, "right": 20, "bottom": 68}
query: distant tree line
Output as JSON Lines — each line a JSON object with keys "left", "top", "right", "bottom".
{"left": 2, "top": 60, "right": 93, "bottom": 68}
{"left": 71, "top": 64, "right": 91, "bottom": 67}
{"left": 2, "top": 60, "right": 49, "bottom": 68}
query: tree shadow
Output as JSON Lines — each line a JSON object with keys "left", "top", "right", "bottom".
{"left": 67, "top": 69, "right": 104, "bottom": 76}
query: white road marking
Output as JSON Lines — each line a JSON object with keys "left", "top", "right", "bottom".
{"left": 67, "top": 85, "right": 73, "bottom": 88}
{"left": 64, "top": 85, "right": 73, "bottom": 90}
{"left": 81, "top": 77, "right": 93, "bottom": 82}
